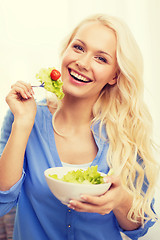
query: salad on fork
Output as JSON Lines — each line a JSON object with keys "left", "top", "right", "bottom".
{"left": 34, "top": 67, "right": 64, "bottom": 100}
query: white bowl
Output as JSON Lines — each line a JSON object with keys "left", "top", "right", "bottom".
{"left": 44, "top": 167, "right": 111, "bottom": 205}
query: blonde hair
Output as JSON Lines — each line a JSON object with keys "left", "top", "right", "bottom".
{"left": 59, "top": 14, "right": 159, "bottom": 224}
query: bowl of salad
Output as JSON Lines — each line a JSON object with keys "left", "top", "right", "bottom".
{"left": 44, "top": 166, "right": 112, "bottom": 205}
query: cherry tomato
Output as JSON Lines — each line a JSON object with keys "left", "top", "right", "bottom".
{"left": 50, "top": 69, "right": 61, "bottom": 81}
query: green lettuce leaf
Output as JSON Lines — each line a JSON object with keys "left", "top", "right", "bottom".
{"left": 49, "top": 166, "right": 106, "bottom": 185}
{"left": 36, "top": 67, "right": 64, "bottom": 100}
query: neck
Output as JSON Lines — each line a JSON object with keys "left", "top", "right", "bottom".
{"left": 53, "top": 96, "right": 96, "bottom": 136}
{"left": 63, "top": 97, "right": 94, "bottom": 123}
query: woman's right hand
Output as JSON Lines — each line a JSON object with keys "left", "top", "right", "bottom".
{"left": 6, "top": 81, "right": 37, "bottom": 126}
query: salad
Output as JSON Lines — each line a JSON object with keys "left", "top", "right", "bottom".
{"left": 35, "top": 67, "right": 64, "bottom": 100}
{"left": 49, "top": 166, "right": 113, "bottom": 185}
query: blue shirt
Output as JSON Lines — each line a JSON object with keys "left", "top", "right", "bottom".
{"left": 0, "top": 102, "right": 155, "bottom": 240}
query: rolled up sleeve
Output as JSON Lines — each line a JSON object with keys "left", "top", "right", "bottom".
{"left": 0, "top": 170, "right": 26, "bottom": 216}
{"left": 116, "top": 199, "right": 156, "bottom": 240}
{"left": 0, "top": 110, "right": 26, "bottom": 216}
{"left": 117, "top": 219, "right": 155, "bottom": 240}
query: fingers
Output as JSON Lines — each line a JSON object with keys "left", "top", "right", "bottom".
{"left": 80, "top": 194, "right": 109, "bottom": 206}
{"left": 68, "top": 198, "right": 112, "bottom": 215}
{"left": 67, "top": 176, "right": 122, "bottom": 215}
{"left": 11, "top": 81, "right": 34, "bottom": 99}
{"left": 68, "top": 191, "right": 113, "bottom": 214}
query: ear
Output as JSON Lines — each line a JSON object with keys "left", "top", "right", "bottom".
{"left": 108, "top": 68, "right": 121, "bottom": 86}
{"left": 108, "top": 72, "right": 118, "bottom": 86}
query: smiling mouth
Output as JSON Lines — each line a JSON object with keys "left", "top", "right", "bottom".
{"left": 69, "top": 69, "right": 92, "bottom": 83}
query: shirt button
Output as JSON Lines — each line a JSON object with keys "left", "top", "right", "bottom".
{"left": 68, "top": 209, "right": 71, "bottom": 212}
{"left": 68, "top": 224, "right": 71, "bottom": 228}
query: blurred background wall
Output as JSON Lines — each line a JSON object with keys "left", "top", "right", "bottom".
{"left": 0, "top": 0, "right": 160, "bottom": 239}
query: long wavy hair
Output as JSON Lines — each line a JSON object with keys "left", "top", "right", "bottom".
{"left": 57, "top": 14, "right": 159, "bottom": 224}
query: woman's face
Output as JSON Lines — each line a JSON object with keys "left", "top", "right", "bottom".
{"left": 61, "top": 21, "right": 118, "bottom": 100}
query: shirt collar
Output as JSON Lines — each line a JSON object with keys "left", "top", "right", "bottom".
{"left": 91, "top": 121, "right": 108, "bottom": 149}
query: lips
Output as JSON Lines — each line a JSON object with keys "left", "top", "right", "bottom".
{"left": 68, "top": 69, "right": 92, "bottom": 83}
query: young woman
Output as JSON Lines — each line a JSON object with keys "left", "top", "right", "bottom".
{"left": 0, "top": 14, "right": 159, "bottom": 240}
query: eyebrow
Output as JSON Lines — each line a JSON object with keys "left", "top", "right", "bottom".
{"left": 75, "top": 39, "right": 113, "bottom": 59}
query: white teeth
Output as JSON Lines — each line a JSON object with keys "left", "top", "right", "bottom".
{"left": 70, "top": 70, "right": 89, "bottom": 82}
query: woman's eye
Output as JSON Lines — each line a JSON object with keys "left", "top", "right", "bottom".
{"left": 97, "top": 56, "right": 108, "bottom": 63}
{"left": 73, "top": 45, "right": 84, "bottom": 52}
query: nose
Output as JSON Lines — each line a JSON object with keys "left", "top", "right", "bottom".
{"left": 76, "top": 54, "right": 91, "bottom": 71}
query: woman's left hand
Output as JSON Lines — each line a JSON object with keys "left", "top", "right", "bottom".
{"left": 68, "top": 175, "right": 132, "bottom": 215}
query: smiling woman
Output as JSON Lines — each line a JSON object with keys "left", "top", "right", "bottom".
{"left": 61, "top": 21, "right": 117, "bottom": 100}
{"left": 0, "top": 13, "right": 159, "bottom": 240}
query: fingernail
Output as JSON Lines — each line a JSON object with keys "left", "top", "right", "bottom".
{"left": 68, "top": 204, "right": 75, "bottom": 210}
{"left": 69, "top": 200, "right": 76, "bottom": 206}
{"left": 24, "top": 94, "right": 28, "bottom": 99}
{"left": 81, "top": 195, "right": 87, "bottom": 200}
{"left": 28, "top": 92, "right": 32, "bottom": 98}
{"left": 103, "top": 177, "right": 110, "bottom": 183}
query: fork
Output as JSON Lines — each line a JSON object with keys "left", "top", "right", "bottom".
{"left": 31, "top": 82, "right": 45, "bottom": 88}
